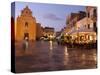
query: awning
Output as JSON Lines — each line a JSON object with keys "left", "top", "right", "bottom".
{"left": 67, "top": 28, "right": 96, "bottom": 35}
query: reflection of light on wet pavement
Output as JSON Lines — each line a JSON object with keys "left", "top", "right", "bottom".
{"left": 64, "top": 46, "right": 69, "bottom": 66}
{"left": 49, "top": 41, "right": 56, "bottom": 69}
{"left": 64, "top": 46, "right": 68, "bottom": 56}
{"left": 16, "top": 41, "right": 97, "bottom": 72}
{"left": 81, "top": 53, "right": 86, "bottom": 65}
{"left": 49, "top": 41, "right": 53, "bottom": 50}
{"left": 82, "top": 53, "right": 85, "bottom": 60}
{"left": 93, "top": 53, "right": 97, "bottom": 63}
{"left": 49, "top": 41, "right": 53, "bottom": 58}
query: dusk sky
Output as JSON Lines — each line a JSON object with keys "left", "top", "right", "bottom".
{"left": 15, "top": 2, "right": 86, "bottom": 31}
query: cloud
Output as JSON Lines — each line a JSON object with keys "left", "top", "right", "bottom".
{"left": 43, "top": 13, "right": 63, "bottom": 21}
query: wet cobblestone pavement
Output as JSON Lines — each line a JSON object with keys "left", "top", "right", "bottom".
{"left": 15, "top": 41, "right": 97, "bottom": 73}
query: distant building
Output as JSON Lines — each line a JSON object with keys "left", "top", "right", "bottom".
{"left": 86, "top": 6, "right": 97, "bottom": 32}
{"left": 77, "top": 11, "right": 86, "bottom": 21}
{"left": 36, "top": 23, "right": 43, "bottom": 40}
{"left": 43, "top": 27, "right": 55, "bottom": 38}
{"left": 74, "top": 6, "right": 97, "bottom": 43}
{"left": 56, "top": 31, "right": 61, "bottom": 37}
{"left": 64, "top": 6, "right": 97, "bottom": 43}
{"left": 16, "top": 6, "right": 37, "bottom": 41}
{"left": 64, "top": 13, "right": 78, "bottom": 36}
{"left": 66, "top": 13, "right": 78, "bottom": 28}
{"left": 75, "top": 17, "right": 96, "bottom": 43}
{"left": 66, "top": 11, "right": 86, "bottom": 28}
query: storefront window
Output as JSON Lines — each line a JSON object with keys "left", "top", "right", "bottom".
{"left": 89, "top": 35, "right": 93, "bottom": 41}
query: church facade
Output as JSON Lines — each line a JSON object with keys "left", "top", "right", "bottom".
{"left": 16, "top": 6, "right": 36, "bottom": 41}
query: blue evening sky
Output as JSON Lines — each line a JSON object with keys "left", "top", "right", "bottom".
{"left": 15, "top": 2, "right": 86, "bottom": 31}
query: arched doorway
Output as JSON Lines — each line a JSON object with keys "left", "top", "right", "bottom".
{"left": 24, "top": 33, "right": 29, "bottom": 41}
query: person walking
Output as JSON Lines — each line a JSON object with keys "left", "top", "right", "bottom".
{"left": 23, "top": 37, "right": 29, "bottom": 52}
{"left": 25, "top": 37, "right": 29, "bottom": 50}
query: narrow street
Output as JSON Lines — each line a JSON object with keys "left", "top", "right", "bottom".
{"left": 15, "top": 41, "right": 97, "bottom": 73}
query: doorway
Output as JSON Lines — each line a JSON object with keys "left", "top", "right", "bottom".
{"left": 24, "top": 33, "right": 29, "bottom": 41}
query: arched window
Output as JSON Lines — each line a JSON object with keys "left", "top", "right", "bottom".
{"left": 26, "top": 11, "right": 28, "bottom": 14}
{"left": 88, "top": 24, "right": 90, "bottom": 29}
{"left": 25, "top": 22, "right": 28, "bottom": 27}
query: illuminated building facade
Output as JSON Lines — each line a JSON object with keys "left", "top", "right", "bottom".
{"left": 43, "top": 27, "right": 55, "bottom": 39}
{"left": 64, "top": 6, "right": 97, "bottom": 43}
{"left": 16, "top": 6, "right": 37, "bottom": 41}
{"left": 36, "top": 23, "right": 43, "bottom": 40}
